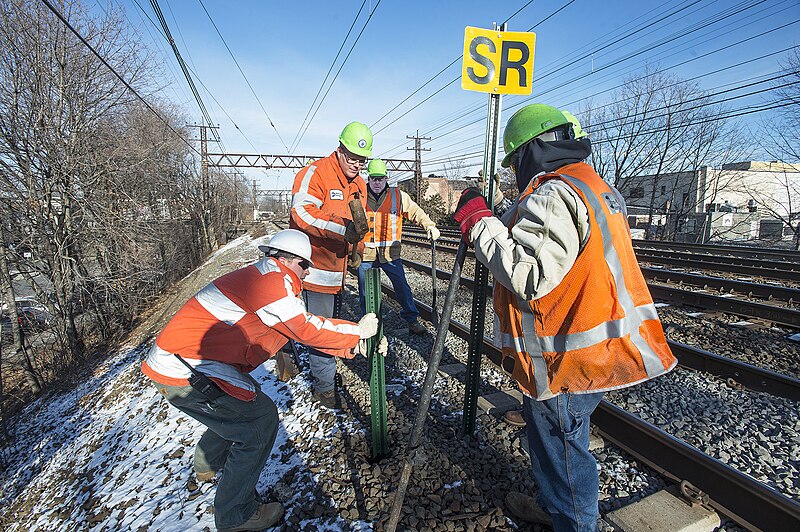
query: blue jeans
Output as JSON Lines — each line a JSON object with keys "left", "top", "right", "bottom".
{"left": 358, "top": 258, "right": 419, "bottom": 323}
{"left": 523, "top": 392, "right": 604, "bottom": 532}
{"left": 153, "top": 380, "right": 279, "bottom": 530}
{"left": 302, "top": 290, "right": 340, "bottom": 394}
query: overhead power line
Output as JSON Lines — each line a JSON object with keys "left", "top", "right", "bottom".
{"left": 290, "top": 0, "right": 369, "bottom": 152}
{"left": 196, "top": 0, "right": 289, "bottom": 152}
{"left": 39, "top": 0, "right": 199, "bottom": 155}
{"left": 291, "top": 0, "right": 383, "bottom": 152}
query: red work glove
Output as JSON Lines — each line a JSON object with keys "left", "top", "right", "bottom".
{"left": 453, "top": 187, "right": 492, "bottom": 241}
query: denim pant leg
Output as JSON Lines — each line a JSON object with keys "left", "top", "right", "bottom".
{"left": 357, "top": 260, "right": 378, "bottom": 317}
{"left": 302, "top": 290, "right": 338, "bottom": 394}
{"left": 523, "top": 392, "right": 604, "bottom": 532}
{"left": 195, "top": 428, "right": 231, "bottom": 474}
{"left": 154, "top": 382, "right": 279, "bottom": 530}
{"left": 380, "top": 258, "right": 419, "bottom": 323}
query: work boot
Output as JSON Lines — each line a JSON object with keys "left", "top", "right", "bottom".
{"left": 314, "top": 390, "right": 342, "bottom": 410}
{"left": 503, "top": 407, "right": 526, "bottom": 427}
{"left": 408, "top": 320, "right": 427, "bottom": 335}
{"left": 195, "top": 469, "right": 218, "bottom": 483}
{"left": 218, "top": 502, "right": 284, "bottom": 531}
{"left": 274, "top": 350, "right": 298, "bottom": 381}
{"left": 505, "top": 492, "right": 553, "bottom": 526}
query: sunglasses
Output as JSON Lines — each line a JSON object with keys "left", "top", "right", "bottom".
{"left": 369, "top": 175, "right": 387, "bottom": 181}
{"left": 298, "top": 259, "right": 311, "bottom": 270}
{"left": 340, "top": 147, "right": 366, "bottom": 166}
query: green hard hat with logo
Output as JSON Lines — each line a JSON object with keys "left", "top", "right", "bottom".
{"left": 339, "top": 121, "right": 373, "bottom": 158}
{"left": 561, "top": 110, "right": 588, "bottom": 139}
{"left": 367, "top": 158, "right": 387, "bottom": 177}
{"left": 501, "top": 104, "right": 571, "bottom": 168}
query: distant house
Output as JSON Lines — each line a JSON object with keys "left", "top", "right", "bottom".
{"left": 424, "top": 176, "right": 478, "bottom": 211}
{"left": 617, "top": 161, "right": 800, "bottom": 243}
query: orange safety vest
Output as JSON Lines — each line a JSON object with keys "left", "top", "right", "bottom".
{"left": 364, "top": 187, "right": 403, "bottom": 254}
{"left": 494, "top": 162, "right": 676, "bottom": 400}
{"left": 290, "top": 152, "right": 367, "bottom": 293}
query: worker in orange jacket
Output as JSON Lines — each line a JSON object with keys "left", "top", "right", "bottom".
{"left": 454, "top": 104, "right": 677, "bottom": 531}
{"left": 290, "top": 122, "right": 371, "bottom": 410}
{"left": 143, "top": 229, "right": 385, "bottom": 531}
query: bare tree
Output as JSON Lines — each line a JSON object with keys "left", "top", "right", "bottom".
{"left": 586, "top": 66, "right": 750, "bottom": 240}
{"left": 756, "top": 46, "right": 800, "bottom": 249}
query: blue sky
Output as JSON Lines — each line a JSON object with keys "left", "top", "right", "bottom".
{"left": 104, "top": 0, "right": 800, "bottom": 189}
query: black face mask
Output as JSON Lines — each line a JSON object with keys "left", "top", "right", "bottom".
{"left": 512, "top": 137, "right": 592, "bottom": 191}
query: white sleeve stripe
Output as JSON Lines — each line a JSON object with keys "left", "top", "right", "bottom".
{"left": 295, "top": 204, "right": 347, "bottom": 235}
{"left": 256, "top": 294, "right": 305, "bottom": 326}
{"left": 195, "top": 283, "right": 247, "bottom": 325}
{"left": 298, "top": 165, "right": 316, "bottom": 194}
{"left": 305, "top": 267, "right": 344, "bottom": 287}
{"left": 291, "top": 191, "right": 323, "bottom": 208}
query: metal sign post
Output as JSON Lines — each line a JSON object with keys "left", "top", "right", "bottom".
{"left": 460, "top": 23, "right": 535, "bottom": 435}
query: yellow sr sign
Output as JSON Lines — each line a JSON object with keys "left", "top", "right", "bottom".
{"left": 461, "top": 26, "right": 536, "bottom": 95}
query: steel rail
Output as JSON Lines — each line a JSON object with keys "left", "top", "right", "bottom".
{"left": 641, "top": 267, "right": 799, "bottom": 303}
{"left": 632, "top": 239, "right": 800, "bottom": 264}
{"left": 375, "top": 282, "right": 800, "bottom": 531}
{"left": 398, "top": 257, "right": 800, "bottom": 400}
{"left": 635, "top": 249, "right": 800, "bottom": 275}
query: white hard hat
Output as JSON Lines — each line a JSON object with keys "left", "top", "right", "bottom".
{"left": 258, "top": 229, "right": 314, "bottom": 266}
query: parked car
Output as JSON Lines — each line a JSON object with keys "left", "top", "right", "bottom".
{"left": 0, "top": 297, "right": 53, "bottom": 335}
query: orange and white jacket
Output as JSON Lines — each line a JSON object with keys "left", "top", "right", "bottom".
{"left": 142, "top": 257, "right": 360, "bottom": 401}
{"left": 364, "top": 188, "right": 435, "bottom": 262}
{"left": 470, "top": 162, "right": 676, "bottom": 400}
{"left": 290, "top": 152, "right": 366, "bottom": 294}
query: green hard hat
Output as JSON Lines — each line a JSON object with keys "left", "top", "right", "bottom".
{"left": 501, "top": 104, "right": 571, "bottom": 168}
{"left": 367, "top": 158, "right": 387, "bottom": 177}
{"left": 561, "top": 110, "right": 588, "bottom": 139}
{"left": 339, "top": 121, "right": 373, "bottom": 157}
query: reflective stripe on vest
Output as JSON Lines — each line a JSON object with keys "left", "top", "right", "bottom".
{"left": 365, "top": 188, "right": 402, "bottom": 249}
{"left": 559, "top": 174, "right": 666, "bottom": 378}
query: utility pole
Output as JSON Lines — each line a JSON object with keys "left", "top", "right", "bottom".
{"left": 407, "top": 131, "right": 431, "bottom": 202}
{"left": 192, "top": 123, "right": 220, "bottom": 250}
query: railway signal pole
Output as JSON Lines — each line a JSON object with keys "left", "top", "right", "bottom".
{"left": 407, "top": 131, "right": 431, "bottom": 201}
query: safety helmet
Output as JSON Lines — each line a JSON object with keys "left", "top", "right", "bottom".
{"left": 339, "top": 121, "right": 373, "bottom": 158}
{"left": 501, "top": 104, "right": 571, "bottom": 168}
{"left": 257, "top": 229, "right": 314, "bottom": 266}
{"left": 367, "top": 158, "right": 387, "bottom": 177}
{"left": 561, "top": 110, "right": 588, "bottom": 139}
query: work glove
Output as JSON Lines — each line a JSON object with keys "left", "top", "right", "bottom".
{"left": 426, "top": 226, "right": 441, "bottom": 241}
{"left": 344, "top": 220, "right": 363, "bottom": 244}
{"left": 348, "top": 252, "right": 362, "bottom": 269}
{"left": 453, "top": 188, "right": 492, "bottom": 242}
{"left": 354, "top": 336, "right": 388, "bottom": 358}
{"left": 358, "top": 312, "right": 379, "bottom": 338}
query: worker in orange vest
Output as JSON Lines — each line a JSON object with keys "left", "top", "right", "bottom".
{"left": 357, "top": 159, "right": 440, "bottom": 335}
{"left": 454, "top": 104, "right": 677, "bottom": 531}
{"left": 143, "top": 229, "right": 386, "bottom": 531}
{"left": 290, "top": 122, "right": 371, "bottom": 410}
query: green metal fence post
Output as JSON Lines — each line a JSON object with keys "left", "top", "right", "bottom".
{"left": 365, "top": 267, "right": 388, "bottom": 459}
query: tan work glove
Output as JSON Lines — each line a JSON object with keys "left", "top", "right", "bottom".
{"left": 354, "top": 336, "right": 388, "bottom": 358}
{"left": 426, "top": 226, "right": 441, "bottom": 241}
{"left": 358, "top": 312, "right": 379, "bottom": 338}
{"left": 348, "top": 252, "right": 362, "bottom": 269}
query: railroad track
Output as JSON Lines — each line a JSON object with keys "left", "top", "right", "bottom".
{"left": 373, "top": 275, "right": 800, "bottom": 531}
{"left": 399, "top": 235, "right": 800, "bottom": 329}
